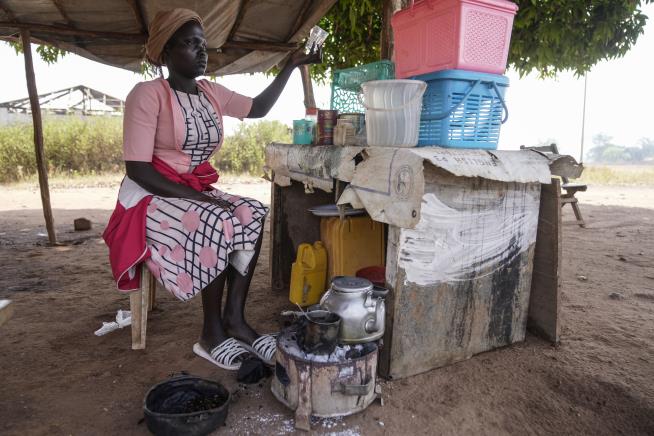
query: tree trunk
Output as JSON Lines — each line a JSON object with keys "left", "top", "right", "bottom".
{"left": 381, "top": 0, "right": 408, "bottom": 60}
{"left": 20, "top": 29, "right": 57, "bottom": 245}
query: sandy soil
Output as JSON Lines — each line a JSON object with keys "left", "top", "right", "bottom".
{"left": 0, "top": 182, "right": 653, "bottom": 435}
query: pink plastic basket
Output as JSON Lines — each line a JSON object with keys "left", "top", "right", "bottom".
{"left": 392, "top": 0, "right": 518, "bottom": 78}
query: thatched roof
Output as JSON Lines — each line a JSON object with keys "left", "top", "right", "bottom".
{"left": 0, "top": 0, "right": 336, "bottom": 75}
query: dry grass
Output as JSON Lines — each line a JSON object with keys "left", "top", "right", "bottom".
{"left": 577, "top": 165, "right": 654, "bottom": 186}
{"left": 4, "top": 165, "right": 652, "bottom": 191}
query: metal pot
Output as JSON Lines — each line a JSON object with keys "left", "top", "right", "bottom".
{"left": 320, "top": 277, "right": 387, "bottom": 344}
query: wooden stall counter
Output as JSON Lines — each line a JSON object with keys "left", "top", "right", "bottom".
{"left": 265, "top": 143, "right": 580, "bottom": 379}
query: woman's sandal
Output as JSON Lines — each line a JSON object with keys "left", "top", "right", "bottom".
{"left": 192, "top": 338, "right": 250, "bottom": 371}
{"left": 238, "top": 334, "right": 277, "bottom": 366}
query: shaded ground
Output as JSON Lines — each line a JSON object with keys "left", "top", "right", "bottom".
{"left": 0, "top": 182, "right": 653, "bottom": 435}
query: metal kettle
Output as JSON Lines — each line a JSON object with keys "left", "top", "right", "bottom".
{"left": 319, "top": 277, "right": 387, "bottom": 344}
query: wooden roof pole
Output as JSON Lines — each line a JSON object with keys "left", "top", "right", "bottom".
{"left": 126, "top": 0, "right": 148, "bottom": 36}
{"left": 300, "top": 65, "right": 315, "bottom": 110}
{"left": 20, "top": 29, "right": 57, "bottom": 245}
{"left": 0, "top": 21, "right": 145, "bottom": 41}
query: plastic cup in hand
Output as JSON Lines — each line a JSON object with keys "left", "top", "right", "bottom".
{"left": 305, "top": 25, "right": 328, "bottom": 54}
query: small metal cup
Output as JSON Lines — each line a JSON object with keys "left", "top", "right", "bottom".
{"left": 297, "top": 310, "right": 341, "bottom": 355}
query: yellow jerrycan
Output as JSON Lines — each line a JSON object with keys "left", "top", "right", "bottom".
{"left": 289, "top": 241, "right": 328, "bottom": 307}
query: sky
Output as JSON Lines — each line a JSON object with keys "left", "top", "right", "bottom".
{"left": 1, "top": 3, "right": 653, "bottom": 161}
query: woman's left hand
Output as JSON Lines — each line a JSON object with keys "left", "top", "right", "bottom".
{"left": 289, "top": 47, "right": 322, "bottom": 68}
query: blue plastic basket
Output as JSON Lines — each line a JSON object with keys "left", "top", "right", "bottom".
{"left": 411, "top": 70, "right": 509, "bottom": 149}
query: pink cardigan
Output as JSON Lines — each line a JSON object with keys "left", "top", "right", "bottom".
{"left": 104, "top": 78, "right": 252, "bottom": 290}
{"left": 123, "top": 78, "right": 253, "bottom": 174}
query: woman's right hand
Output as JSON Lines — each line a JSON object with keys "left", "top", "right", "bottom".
{"left": 201, "top": 195, "right": 232, "bottom": 210}
{"left": 289, "top": 47, "right": 322, "bottom": 67}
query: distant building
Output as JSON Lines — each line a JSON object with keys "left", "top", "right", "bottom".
{"left": 0, "top": 85, "right": 124, "bottom": 124}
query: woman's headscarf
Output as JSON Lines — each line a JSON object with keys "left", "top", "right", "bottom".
{"left": 145, "top": 8, "right": 203, "bottom": 66}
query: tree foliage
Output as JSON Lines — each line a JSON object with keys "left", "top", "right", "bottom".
{"left": 511, "top": 0, "right": 651, "bottom": 76}
{"left": 8, "top": 39, "right": 67, "bottom": 64}
{"left": 586, "top": 134, "right": 654, "bottom": 163}
{"left": 212, "top": 120, "right": 291, "bottom": 174}
{"left": 312, "top": 0, "right": 384, "bottom": 82}
{"left": 311, "top": 0, "right": 652, "bottom": 80}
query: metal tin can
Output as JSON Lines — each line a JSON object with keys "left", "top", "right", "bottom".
{"left": 317, "top": 110, "right": 338, "bottom": 145}
{"left": 293, "top": 119, "right": 315, "bottom": 145}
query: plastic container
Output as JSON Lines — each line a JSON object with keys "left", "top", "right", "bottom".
{"left": 320, "top": 216, "right": 385, "bottom": 281}
{"left": 289, "top": 242, "right": 328, "bottom": 307}
{"left": 356, "top": 266, "right": 386, "bottom": 287}
{"left": 293, "top": 119, "right": 315, "bottom": 145}
{"left": 333, "top": 120, "right": 355, "bottom": 146}
{"left": 392, "top": 0, "right": 519, "bottom": 78}
{"left": 330, "top": 60, "right": 395, "bottom": 113}
{"left": 362, "top": 80, "right": 427, "bottom": 147}
{"left": 413, "top": 69, "right": 509, "bottom": 149}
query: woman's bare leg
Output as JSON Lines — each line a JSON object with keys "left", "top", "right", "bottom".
{"left": 222, "top": 218, "right": 266, "bottom": 344}
{"left": 199, "top": 271, "right": 229, "bottom": 350}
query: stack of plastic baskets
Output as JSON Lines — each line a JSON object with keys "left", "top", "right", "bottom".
{"left": 391, "top": 0, "right": 518, "bottom": 149}
{"left": 391, "top": 0, "right": 518, "bottom": 78}
{"left": 330, "top": 60, "right": 395, "bottom": 113}
{"left": 412, "top": 70, "right": 509, "bottom": 148}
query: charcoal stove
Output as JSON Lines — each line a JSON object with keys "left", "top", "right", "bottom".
{"left": 271, "top": 328, "right": 380, "bottom": 431}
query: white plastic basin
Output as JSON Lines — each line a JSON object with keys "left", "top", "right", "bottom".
{"left": 362, "top": 79, "right": 427, "bottom": 147}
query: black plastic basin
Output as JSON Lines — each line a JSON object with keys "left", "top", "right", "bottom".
{"left": 143, "top": 375, "right": 230, "bottom": 436}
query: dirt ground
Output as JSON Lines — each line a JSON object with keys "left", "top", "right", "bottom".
{"left": 0, "top": 180, "right": 653, "bottom": 435}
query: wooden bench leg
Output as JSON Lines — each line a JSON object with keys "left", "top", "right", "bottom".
{"left": 130, "top": 266, "right": 154, "bottom": 350}
{"left": 570, "top": 200, "right": 585, "bottom": 228}
{"left": 561, "top": 195, "right": 586, "bottom": 228}
{"left": 148, "top": 272, "right": 156, "bottom": 312}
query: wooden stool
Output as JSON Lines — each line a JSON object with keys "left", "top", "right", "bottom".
{"left": 129, "top": 265, "right": 156, "bottom": 350}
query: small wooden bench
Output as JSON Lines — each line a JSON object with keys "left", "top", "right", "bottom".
{"left": 521, "top": 144, "right": 587, "bottom": 227}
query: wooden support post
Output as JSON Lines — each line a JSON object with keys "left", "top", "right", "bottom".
{"left": 20, "top": 29, "right": 57, "bottom": 245}
{"left": 527, "top": 179, "right": 562, "bottom": 343}
{"left": 300, "top": 64, "right": 315, "bottom": 110}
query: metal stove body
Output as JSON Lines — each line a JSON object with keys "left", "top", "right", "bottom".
{"left": 271, "top": 328, "right": 379, "bottom": 431}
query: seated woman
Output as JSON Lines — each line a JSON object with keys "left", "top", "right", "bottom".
{"left": 104, "top": 8, "right": 319, "bottom": 370}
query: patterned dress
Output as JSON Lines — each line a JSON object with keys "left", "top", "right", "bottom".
{"left": 143, "top": 89, "right": 267, "bottom": 301}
